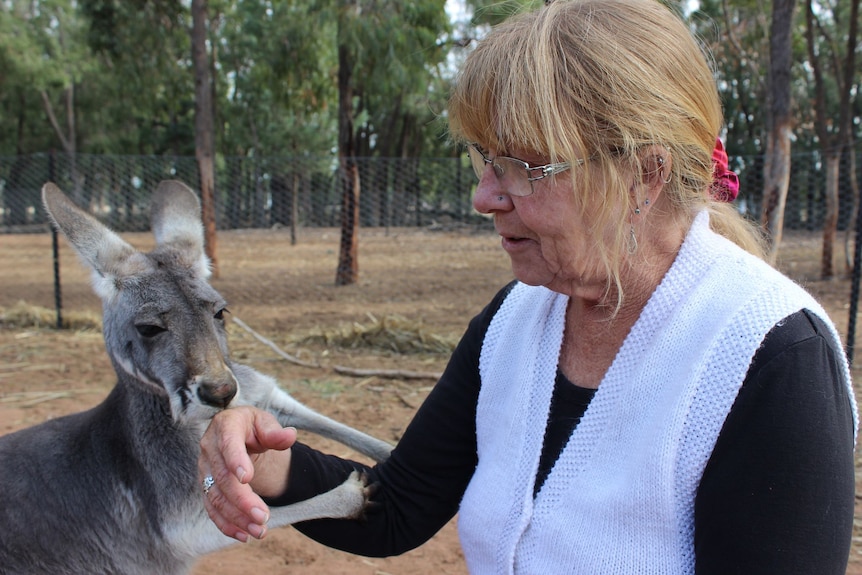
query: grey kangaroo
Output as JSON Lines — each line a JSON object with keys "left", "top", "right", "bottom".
{"left": 0, "top": 181, "right": 393, "bottom": 575}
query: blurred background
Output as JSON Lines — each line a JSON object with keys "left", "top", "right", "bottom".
{"left": 2, "top": 0, "right": 861, "bottom": 283}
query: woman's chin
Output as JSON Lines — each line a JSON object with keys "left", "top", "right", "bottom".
{"left": 509, "top": 264, "right": 554, "bottom": 288}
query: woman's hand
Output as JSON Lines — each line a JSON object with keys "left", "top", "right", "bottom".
{"left": 199, "top": 406, "right": 296, "bottom": 541}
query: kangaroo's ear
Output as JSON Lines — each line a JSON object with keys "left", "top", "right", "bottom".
{"left": 42, "top": 182, "right": 150, "bottom": 299}
{"left": 149, "top": 180, "right": 209, "bottom": 278}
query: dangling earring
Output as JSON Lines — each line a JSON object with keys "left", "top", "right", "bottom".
{"left": 627, "top": 213, "right": 638, "bottom": 254}
{"left": 657, "top": 157, "right": 671, "bottom": 183}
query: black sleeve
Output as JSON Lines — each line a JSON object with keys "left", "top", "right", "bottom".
{"left": 263, "top": 282, "right": 516, "bottom": 557}
{"left": 694, "top": 309, "right": 856, "bottom": 575}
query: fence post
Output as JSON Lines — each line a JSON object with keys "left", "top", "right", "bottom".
{"left": 51, "top": 226, "right": 63, "bottom": 329}
{"left": 846, "top": 193, "right": 862, "bottom": 366}
{"left": 48, "top": 150, "right": 63, "bottom": 329}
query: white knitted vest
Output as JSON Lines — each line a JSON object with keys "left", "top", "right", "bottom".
{"left": 458, "top": 211, "right": 854, "bottom": 575}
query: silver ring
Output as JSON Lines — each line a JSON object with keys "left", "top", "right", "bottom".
{"left": 202, "top": 475, "right": 215, "bottom": 495}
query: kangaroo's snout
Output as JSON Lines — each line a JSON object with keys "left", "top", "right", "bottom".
{"left": 195, "top": 372, "right": 238, "bottom": 409}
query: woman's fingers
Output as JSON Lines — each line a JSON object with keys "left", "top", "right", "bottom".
{"left": 199, "top": 406, "right": 297, "bottom": 540}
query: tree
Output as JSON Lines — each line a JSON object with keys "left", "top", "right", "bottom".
{"left": 0, "top": 1, "right": 79, "bottom": 222}
{"left": 79, "top": 0, "right": 194, "bottom": 156}
{"left": 6, "top": 0, "right": 96, "bottom": 201}
{"left": 332, "top": 0, "right": 451, "bottom": 285}
{"left": 759, "top": 0, "right": 796, "bottom": 262}
{"left": 705, "top": 0, "right": 770, "bottom": 158}
{"left": 191, "top": 0, "right": 219, "bottom": 276}
{"left": 335, "top": 6, "right": 360, "bottom": 286}
{"left": 804, "top": 0, "right": 860, "bottom": 278}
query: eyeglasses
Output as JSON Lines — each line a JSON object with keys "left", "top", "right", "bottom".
{"left": 467, "top": 143, "right": 584, "bottom": 197}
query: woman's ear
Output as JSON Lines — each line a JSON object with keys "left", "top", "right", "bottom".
{"left": 638, "top": 145, "right": 672, "bottom": 211}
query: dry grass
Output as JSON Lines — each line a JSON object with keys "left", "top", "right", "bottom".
{"left": 1, "top": 227, "right": 861, "bottom": 574}
{"left": 0, "top": 302, "right": 102, "bottom": 331}
{"left": 295, "top": 313, "right": 458, "bottom": 354}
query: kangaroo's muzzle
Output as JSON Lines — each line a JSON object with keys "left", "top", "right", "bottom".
{"left": 195, "top": 371, "right": 238, "bottom": 409}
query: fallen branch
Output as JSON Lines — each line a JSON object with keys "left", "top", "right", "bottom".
{"left": 233, "top": 316, "right": 443, "bottom": 382}
{"left": 231, "top": 317, "right": 319, "bottom": 368}
{"left": 0, "top": 389, "right": 101, "bottom": 407}
{"left": 333, "top": 365, "right": 441, "bottom": 381}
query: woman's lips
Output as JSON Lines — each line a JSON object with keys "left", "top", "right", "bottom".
{"left": 501, "top": 235, "right": 532, "bottom": 252}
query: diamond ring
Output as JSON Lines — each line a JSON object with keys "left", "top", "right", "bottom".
{"left": 202, "top": 475, "right": 215, "bottom": 495}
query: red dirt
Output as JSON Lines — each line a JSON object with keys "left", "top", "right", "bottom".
{"left": 1, "top": 226, "right": 860, "bottom": 574}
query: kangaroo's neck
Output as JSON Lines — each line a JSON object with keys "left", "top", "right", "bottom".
{"left": 103, "top": 380, "right": 200, "bottom": 470}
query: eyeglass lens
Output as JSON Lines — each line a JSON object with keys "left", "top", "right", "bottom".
{"left": 466, "top": 146, "right": 533, "bottom": 197}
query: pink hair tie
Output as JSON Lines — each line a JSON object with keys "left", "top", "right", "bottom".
{"left": 711, "top": 137, "right": 739, "bottom": 202}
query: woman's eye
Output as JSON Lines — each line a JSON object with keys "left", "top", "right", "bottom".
{"left": 136, "top": 324, "right": 166, "bottom": 338}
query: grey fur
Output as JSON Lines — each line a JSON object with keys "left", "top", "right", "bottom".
{"left": 0, "top": 181, "right": 393, "bottom": 575}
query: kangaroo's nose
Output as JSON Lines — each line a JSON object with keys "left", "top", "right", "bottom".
{"left": 196, "top": 374, "right": 237, "bottom": 409}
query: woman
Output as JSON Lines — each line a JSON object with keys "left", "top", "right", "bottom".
{"left": 200, "top": 0, "right": 857, "bottom": 572}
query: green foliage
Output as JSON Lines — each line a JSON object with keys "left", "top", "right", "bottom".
{"left": 333, "top": 0, "right": 453, "bottom": 158}
{"left": 690, "top": 0, "right": 861, "bottom": 162}
{"left": 1, "top": 0, "right": 859, "bottom": 167}
{"left": 0, "top": 0, "right": 99, "bottom": 154}
{"left": 465, "top": 0, "right": 542, "bottom": 26}
{"left": 216, "top": 0, "right": 337, "bottom": 157}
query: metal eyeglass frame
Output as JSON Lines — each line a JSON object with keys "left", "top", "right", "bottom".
{"left": 467, "top": 143, "right": 585, "bottom": 197}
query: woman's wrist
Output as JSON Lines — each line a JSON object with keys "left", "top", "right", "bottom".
{"left": 250, "top": 448, "right": 292, "bottom": 499}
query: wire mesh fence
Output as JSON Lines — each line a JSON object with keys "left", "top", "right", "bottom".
{"left": 1, "top": 149, "right": 861, "bottom": 334}
{"left": 1, "top": 149, "right": 860, "bottom": 235}
{"left": 0, "top": 153, "right": 486, "bottom": 234}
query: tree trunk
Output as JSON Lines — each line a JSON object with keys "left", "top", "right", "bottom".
{"left": 761, "top": 124, "right": 792, "bottom": 256}
{"left": 844, "top": 147, "right": 859, "bottom": 272}
{"left": 335, "top": 25, "right": 360, "bottom": 286}
{"left": 805, "top": 0, "right": 860, "bottom": 278}
{"left": 760, "top": 0, "right": 795, "bottom": 263}
{"left": 841, "top": 0, "right": 861, "bottom": 274}
{"left": 821, "top": 155, "right": 840, "bottom": 278}
{"left": 192, "top": 0, "right": 219, "bottom": 276}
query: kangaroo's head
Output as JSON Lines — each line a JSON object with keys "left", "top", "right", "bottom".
{"left": 42, "top": 181, "right": 238, "bottom": 428}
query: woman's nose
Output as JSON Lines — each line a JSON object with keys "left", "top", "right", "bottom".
{"left": 472, "top": 167, "right": 512, "bottom": 214}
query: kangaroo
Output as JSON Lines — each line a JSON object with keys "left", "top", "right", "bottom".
{"left": 0, "top": 180, "right": 393, "bottom": 575}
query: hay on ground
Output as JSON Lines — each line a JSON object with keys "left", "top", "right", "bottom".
{"left": 297, "top": 313, "right": 457, "bottom": 354}
{"left": 0, "top": 302, "right": 102, "bottom": 331}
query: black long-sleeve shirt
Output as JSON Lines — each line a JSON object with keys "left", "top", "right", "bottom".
{"left": 267, "top": 283, "right": 856, "bottom": 574}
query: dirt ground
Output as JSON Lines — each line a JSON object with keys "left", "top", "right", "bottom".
{"left": 2, "top": 225, "right": 862, "bottom": 574}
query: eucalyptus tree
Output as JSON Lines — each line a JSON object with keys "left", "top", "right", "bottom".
{"left": 79, "top": 0, "right": 194, "bottom": 156}
{"left": 216, "top": 0, "right": 336, "bottom": 157}
{"left": 331, "top": 0, "right": 451, "bottom": 286}
{"left": 2, "top": 0, "right": 98, "bottom": 204}
{"left": 350, "top": 1, "right": 452, "bottom": 232}
{"left": 761, "top": 0, "right": 797, "bottom": 260}
{"left": 0, "top": 3, "right": 54, "bottom": 224}
{"left": 189, "top": 0, "right": 218, "bottom": 274}
{"left": 463, "top": 0, "right": 542, "bottom": 25}
{"left": 0, "top": 0, "right": 107, "bottom": 227}
{"left": 692, "top": 0, "right": 772, "bottom": 161}
{"left": 353, "top": 2, "right": 451, "bottom": 159}
{"left": 804, "top": 0, "right": 860, "bottom": 279}
{"left": 215, "top": 0, "right": 337, "bottom": 239}
{"left": 692, "top": 0, "right": 800, "bottom": 260}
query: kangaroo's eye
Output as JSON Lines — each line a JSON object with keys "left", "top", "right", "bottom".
{"left": 214, "top": 308, "right": 229, "bottom": 321}
{"left": 136, "top": 324, "right": 166, "bottom": 338}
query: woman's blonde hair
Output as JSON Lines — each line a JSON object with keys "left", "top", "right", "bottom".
{"left": 449, "top": 0, "right": 766, "bottom": 296}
